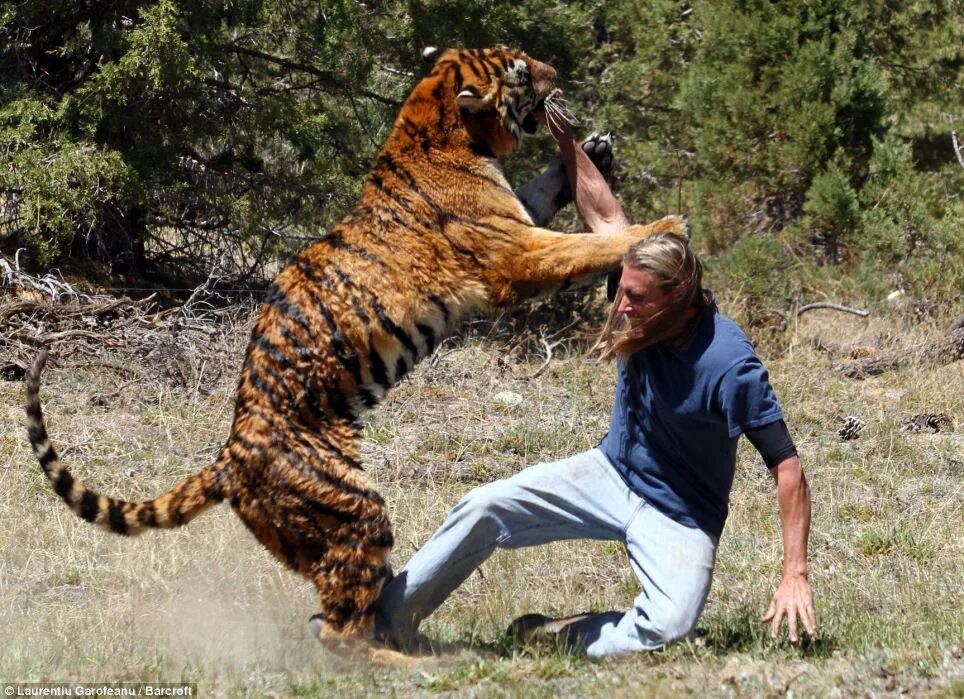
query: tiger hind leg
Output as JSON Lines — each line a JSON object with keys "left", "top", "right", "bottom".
{"left": 307, "top": 515, "right": 394, "bottom": 646}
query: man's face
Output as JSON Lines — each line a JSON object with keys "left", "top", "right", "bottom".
{"left": 616, "top": 264, "right": 673, "bottom": 330}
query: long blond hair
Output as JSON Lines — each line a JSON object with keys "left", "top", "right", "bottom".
{"left": 592, "top": 234, "right": 707, "bottom": 361}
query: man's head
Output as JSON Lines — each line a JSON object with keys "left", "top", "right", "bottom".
{"left": 594, "top": 233, "right": 706, "bottom": 360}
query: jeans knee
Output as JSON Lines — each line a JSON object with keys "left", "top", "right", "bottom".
{"left": 637, "top": 603, "right": 700, "bottom": 646}
{"left": 448, "top": 484, "right": 511, "bottom": 536}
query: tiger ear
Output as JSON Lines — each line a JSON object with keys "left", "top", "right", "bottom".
{"left": 457, "top": 85, "right": 496, "bottom": 112}
{"left": 421, "top": 46, "right": 441, "bottom": 66}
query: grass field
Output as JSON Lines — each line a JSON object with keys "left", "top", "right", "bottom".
{"left": 1, "top": 291, "right": 962, "bottom": 697}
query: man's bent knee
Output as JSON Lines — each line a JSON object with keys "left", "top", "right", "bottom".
{"left": 446, "top": 482, "right": 524, "bottom": 538}
{"left": 636, "top": 603, "right": 701, "bottom": 647}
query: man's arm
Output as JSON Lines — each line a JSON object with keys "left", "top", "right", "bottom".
{"left": 761, "top": 455, "right": 817, "bottom": 642}
{"left": 545, "top": 118, "right": 630, "bottom": 235}
{"left": 515, "top": 132, "right": 616, "bottom": 228}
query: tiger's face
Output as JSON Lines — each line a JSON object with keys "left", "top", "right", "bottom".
{"left": 422, "top": 46, "right": 558, "bottom": 156}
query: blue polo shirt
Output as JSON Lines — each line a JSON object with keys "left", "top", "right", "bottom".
{"left": 599, "top": 305, "right": 783, "bottom": 539}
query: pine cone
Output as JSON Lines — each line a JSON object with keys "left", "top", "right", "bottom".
{"left": 838, "top": 415, "right": 866, "bottom": 440}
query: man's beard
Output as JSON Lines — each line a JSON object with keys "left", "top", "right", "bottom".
{"left": 616, "top": 297, "right": 702, "bottom": 358}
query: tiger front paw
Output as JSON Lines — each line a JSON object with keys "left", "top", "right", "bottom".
{"left": 516, "top": 130, "right": 617, "bottom": 227}
{"left": 578, "top": 131, "right": 614, "bottom": 181}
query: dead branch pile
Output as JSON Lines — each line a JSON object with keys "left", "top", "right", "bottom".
{"left": 1, "top": 295, "right": 243, "bottom": 393}
{"left": 1, "top": 260, "right": 251, "bottom": 393}
{"left": 811, "top": 314, "right": 964, "bottom": 379}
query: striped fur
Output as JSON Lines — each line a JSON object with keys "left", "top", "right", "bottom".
{"left": 24, "top": 47, "right": 687, "bottom": 642}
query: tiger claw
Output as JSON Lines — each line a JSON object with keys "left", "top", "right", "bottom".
{"left": 308, "top": 614, "right": 325, "bottom": 640}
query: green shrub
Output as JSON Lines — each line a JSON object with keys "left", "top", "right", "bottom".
{"left": 803, "top": 164, "right": 861, "bottom": 264}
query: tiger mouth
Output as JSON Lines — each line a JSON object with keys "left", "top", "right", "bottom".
{"left": 522, "top": 93, "right": 551, "bottom": 134}
{"left": 522, "top": 110, "right": 540, "bottom": 135}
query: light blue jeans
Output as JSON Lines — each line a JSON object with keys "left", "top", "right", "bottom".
{"left": 375, "top": 448, "right": 718, "bottom": 658}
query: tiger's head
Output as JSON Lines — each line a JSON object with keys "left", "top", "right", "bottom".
{"left": 413, "top": 46, "right": 559, "bottom": 157}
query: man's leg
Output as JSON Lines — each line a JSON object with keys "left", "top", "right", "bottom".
{"left": 561, "top": 501, "right": 717, "bottom": 658}
{"left": 375, "top": 449, "right": 637, "bottom": 645}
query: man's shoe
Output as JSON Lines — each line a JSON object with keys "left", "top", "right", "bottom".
{"left": 505, "top": 612, "right": 593, "bottom": 645}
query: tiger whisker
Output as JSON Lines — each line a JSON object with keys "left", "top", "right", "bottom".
{"left": 544, "top": 90, "right": 580, "bottom": 127}
{"left": 545, "top": 104, "right": 575, "bottom": 132}
{"left": 545, "top": 106, "right": 565, "bottom": 133}
{"left": 543, "top": 101, "right": 565, "bottom": 127}
{"left": 544, "top": 104, "right": 564, "bottom": 131}
{"left": 550, "top": 99, "right": 579, "bottom": 126}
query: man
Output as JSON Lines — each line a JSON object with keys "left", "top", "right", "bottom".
{"left": 373, "top": 127, "right": 817, "bottom": 658}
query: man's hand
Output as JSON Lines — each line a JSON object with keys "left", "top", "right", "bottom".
{"left": 762, "top": 573, "right": 817, "bottom": 642}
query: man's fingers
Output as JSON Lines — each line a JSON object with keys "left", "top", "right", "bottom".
{"left": 764, "top": 584, "right": 818, "bottom": 642}
{"left": 761, "top": 599, "right": 776, "bottom": 623}
{"left": 804, "top": 603, "right": 818, "bottom": 636}
{"left": 787, "top": 609, "right": 799, "bottom": 643}
{"left": 770, "top": 604, "right": 784, "bottom": 638}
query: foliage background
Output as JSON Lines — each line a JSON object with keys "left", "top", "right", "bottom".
{"left": 1, "top": 0, "right": 961, "bottom": 312}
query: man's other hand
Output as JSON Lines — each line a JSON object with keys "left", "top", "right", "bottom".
{"left": 761, "top": 573, "right": 817, "bottom": 642}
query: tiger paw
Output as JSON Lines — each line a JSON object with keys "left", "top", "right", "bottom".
{"left": 516, "top": 130, "right": 617, "bottom": 227}
{"left": 637, "top": 214, "right": 691, "bottom": 241}
{"left": 309, "top": 614, "right": 374, "bottom": 661}
{"left": 308, "top": 614, "right": 326, "bottom": 640}
{"left": 578, "top": 131, "right": 614, "bottom": 181}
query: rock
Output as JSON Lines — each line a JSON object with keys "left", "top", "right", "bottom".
{"left": 491, "top": 390, "right": 523, "bottom": 407}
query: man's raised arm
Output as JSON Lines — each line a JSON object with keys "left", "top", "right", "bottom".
{"left": 547, "top": 119, "right": 630, "bottom": 236}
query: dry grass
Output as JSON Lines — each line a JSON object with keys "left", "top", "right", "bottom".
{"left": 1, "top": 291, "right": 962, "bottom": 697}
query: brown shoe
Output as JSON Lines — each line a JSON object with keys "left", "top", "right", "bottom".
{"left": 505, "top": 612, "right": 593, "bottom": 645}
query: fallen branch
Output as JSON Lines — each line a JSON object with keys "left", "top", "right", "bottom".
{"left": 59, "top": 294, "right": 157, "bottom": 318}
{"left": 813, "top": 314, "right": 964, "bottom": 380}
{"left": 0, "top": 290, "right": 236, "bottom": 393}
{"left": 0, "top": 299, "right": 42, "bottom": 322}
{"left": 797, "top": 302, "right": 869, "bottom": 318}
{"left": 530, "top": 331, "right": 564, "bottom": 379}
{"left": 7, "top": 327, "right": 117, "bottom": 347}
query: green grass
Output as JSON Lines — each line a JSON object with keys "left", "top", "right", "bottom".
{"left": 1, "top": 299, "right": 962, "bottom": 696}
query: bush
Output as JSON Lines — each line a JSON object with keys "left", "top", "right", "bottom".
{"left": 803, "top": 164, "right": 861, "bottom": 264}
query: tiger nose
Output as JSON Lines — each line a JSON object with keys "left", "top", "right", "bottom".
{"left": 528, "top": 58, "right": 557, "bottom": 84}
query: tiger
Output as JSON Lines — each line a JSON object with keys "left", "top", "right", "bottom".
{"left": 24, "top": 46, "right": 687, "bottom": 647}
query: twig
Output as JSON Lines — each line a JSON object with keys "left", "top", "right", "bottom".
{"left": 953, "top": 131, "right": 964, "bottom": 170}
{"left": 0, "top": 299, "right": 42, "bottom": 322}
{"left": 36, "top": 329, "right": 116, "bottom": 345}
{"left": 1, "top": 285, "right": 237, "bottom": 393}
{"left": 530, "top": 331, "right": 564, "bottom": 379}
{"left": 374, "top": 61, "right": 414, "bottom": 78}
{"left": 84, "top": 359, "right": 143, "bottom": 379}
{"left": 180, "top": 253, "right": 231, "bottom": 320}
{"left": 797, "top": 302, "right": 869, "bottom": 318}
{"left": 58, "top": 294, "right": 156, "bottom": 319}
